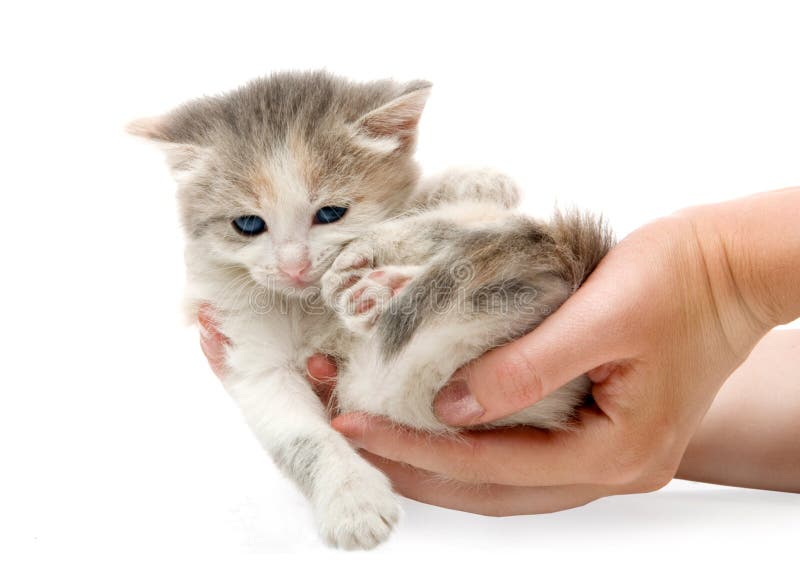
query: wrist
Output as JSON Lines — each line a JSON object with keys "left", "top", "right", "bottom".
{"left": 678, "top": 188, "right": 800, "bottom": 332}
{"left": 672, "top": 207, "right": 771, "bottom": 359}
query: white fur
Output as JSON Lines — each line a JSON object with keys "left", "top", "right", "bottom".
{"left": 351, "top": 132, "right": 401, "bottom": 155}
{"left": 205, "top": 286, "right": 400, "bottom": 550}
{"left": 184, "top": 167, "right": 586, "bottom": 549}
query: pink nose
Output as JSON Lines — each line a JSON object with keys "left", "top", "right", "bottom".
{"left": 279, "top": 259, "right": 311, "bottom": 281}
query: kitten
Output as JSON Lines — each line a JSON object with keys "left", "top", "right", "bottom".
{"left": 129, "top": 71, "right": 613, "bottom": 549}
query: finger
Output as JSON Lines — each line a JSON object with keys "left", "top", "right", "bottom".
{"left": 306, "top": 354, "right": 337, "bottom": 385}
{"left": 198, "top": 304, "right": 226, "bottom": 337}
{"left": 587, "top": 362, "right": 620, "bottom": 383}
{"left": 434, "top": 270, "right": 625, "bottom": 426}
{"left": 198, "top": 307, "right": 230, "bottom": 379}
{"left": 360, "top": 451, "right": 606, "bottom": 516}
{"left": 199, "top": 333, "right": 228, "bottom": 379}
{"left": 306, "top": 354, "right": 338, "bottom": 407}
{"left": 333, "top": 411, "right": 615, "bottom": 487}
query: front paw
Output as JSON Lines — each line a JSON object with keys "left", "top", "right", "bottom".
{"left": 315, "top": 471, "right": 401, "bottom": 550}
{"left": 323, "top": 262, "right": 419, "bottom": 335}
{"left": 322, "top": 245, "right": 375, "bottom": 306}
{"left": 322, "top": 242, "right": 419, "bottom": 334}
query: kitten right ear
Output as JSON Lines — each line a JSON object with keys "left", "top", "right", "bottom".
{"left": 127, "top": 116, "right": 204, "bottom": 174}
{"left": 126, "top": 116, "right": 170, "bottom": 141}
{"left": 351, "top": 82, "right": 432, "bottom": 154}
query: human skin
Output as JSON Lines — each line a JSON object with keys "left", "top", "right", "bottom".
{"left": 677, "top": 329, "right": 800, "bottom": 493}
{"left": 305, "top": 329, "right": 800, "bottom": 514}
{"left": 201, "top": 188, "right": 800, "bottom": 514}
{"left": 203, "top": 327, "right": 800, "bottom": 512}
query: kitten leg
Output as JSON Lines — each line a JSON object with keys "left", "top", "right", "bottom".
{"left": 224, "top": 360, "right": 400, "bottom": 549}
{"left": 411, "top": 167, "right": 521, "bottom": 209}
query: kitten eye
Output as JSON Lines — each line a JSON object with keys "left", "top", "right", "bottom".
{"left": 232, "top": 215, "right": 267, "bottom": 236}
{"left": 313, "top": 206, "right": 348, "bottom": 224}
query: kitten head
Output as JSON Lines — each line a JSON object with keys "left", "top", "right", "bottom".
{"left": 129, "top": 71, "right": 430, "bottom": 293}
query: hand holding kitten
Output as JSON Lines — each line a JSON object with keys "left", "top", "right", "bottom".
{"left": 328, "top": 188, "right": 800, "bottom": 513}
{"left": 197, "top": 189, "right": 800, "bottom": 514}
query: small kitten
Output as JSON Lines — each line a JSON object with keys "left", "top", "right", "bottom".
{"left": 130, "top": 71, "right": 613, "bottom": 549}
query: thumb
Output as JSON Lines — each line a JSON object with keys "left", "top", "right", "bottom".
{"left": 434, "top": 285, "right": 621, "bottom": 426}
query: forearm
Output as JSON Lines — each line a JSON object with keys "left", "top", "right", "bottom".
{"left": 676, "top": 189, "right": 800, "bottom": 491}
{"left": 677, "top": 329, "right": 800, "bottom": 492}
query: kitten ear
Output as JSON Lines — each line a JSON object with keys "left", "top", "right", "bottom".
{"left": 351, "top": 82, "right": 432, "bottom": 154}
{"left": 127, "top": 116, "right": 204, "bottom": 174}
{"left": 126, "top": 116, "right": 170, "bottom": 141}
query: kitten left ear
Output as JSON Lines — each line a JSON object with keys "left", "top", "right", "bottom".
{"left": 351, "top": 82, "right": 432, "bottom": 154}
{"left": 127, "top": 116, "right": 203, "bottom": 174}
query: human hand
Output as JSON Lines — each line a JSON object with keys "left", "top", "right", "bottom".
{"left": 329, "top": 211, "right": 779, "bottom": 514}
{"left": 198, "top": 189, "right": 800, "bottom": 514}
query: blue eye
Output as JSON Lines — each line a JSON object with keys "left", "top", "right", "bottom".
{"left": 232, "top": 215, "right": 267, "bottom": 236}
{"left": 314, "top": 206, "right": 348, "bottom": 224}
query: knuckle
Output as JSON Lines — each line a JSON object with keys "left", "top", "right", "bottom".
{"left": 636, "top": 466, "right": 676, "bottom": 493}
{"left": 496, "top": 351, "right": 544, "bottom": 407}
{"left": 602, "top": 431, "right": 680, "bottom": 490}
{"left": 597, "top": 412, "right": 684, "bottom": 487}
{"left": 607, "top": 460, "right": 645, "bottom": 486}
{"left": 601, "top": 436, "right": 652, "bottom": 485}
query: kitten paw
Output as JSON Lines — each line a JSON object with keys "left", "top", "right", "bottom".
{"left": 324, "top": 264, "right": 420, "bottom": 335}
{"left": 424, "top": 167, "right": 520, "bottom": 209}
{"left": 321, "top": 246, "right": 374, "bottom": 305}
{"left": 316, "top": 473, "right": 401, "bottom": 550}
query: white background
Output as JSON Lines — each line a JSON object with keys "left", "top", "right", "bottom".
{"left": 2, "top": 1, "right": 798, "bottom": 569}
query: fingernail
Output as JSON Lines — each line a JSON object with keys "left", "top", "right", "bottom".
{"left": 434, "top": 375, "right": 485, "bottom": 425}
{"left": 306, "top": 354, "right": 337, "bottom": 382}
{"left": 331, "top": 415, "right": 365, "bottom": 449}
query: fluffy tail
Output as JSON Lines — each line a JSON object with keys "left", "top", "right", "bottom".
{"left": 550, "top": 209, "right": 615, "bottom": 287}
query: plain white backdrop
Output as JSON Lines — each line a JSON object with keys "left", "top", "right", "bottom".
{"left": 2, "top": 1, "right": 798, "bottom": 569}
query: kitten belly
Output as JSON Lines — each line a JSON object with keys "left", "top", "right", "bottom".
{"left": 336, "top": 330, "right": 590, "bottom": 433}
{"left": 336, "top": 371, "right": 589, "bottom": 433}
{"left": 215, "top": 296, "right": 347, "bottom": 376}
